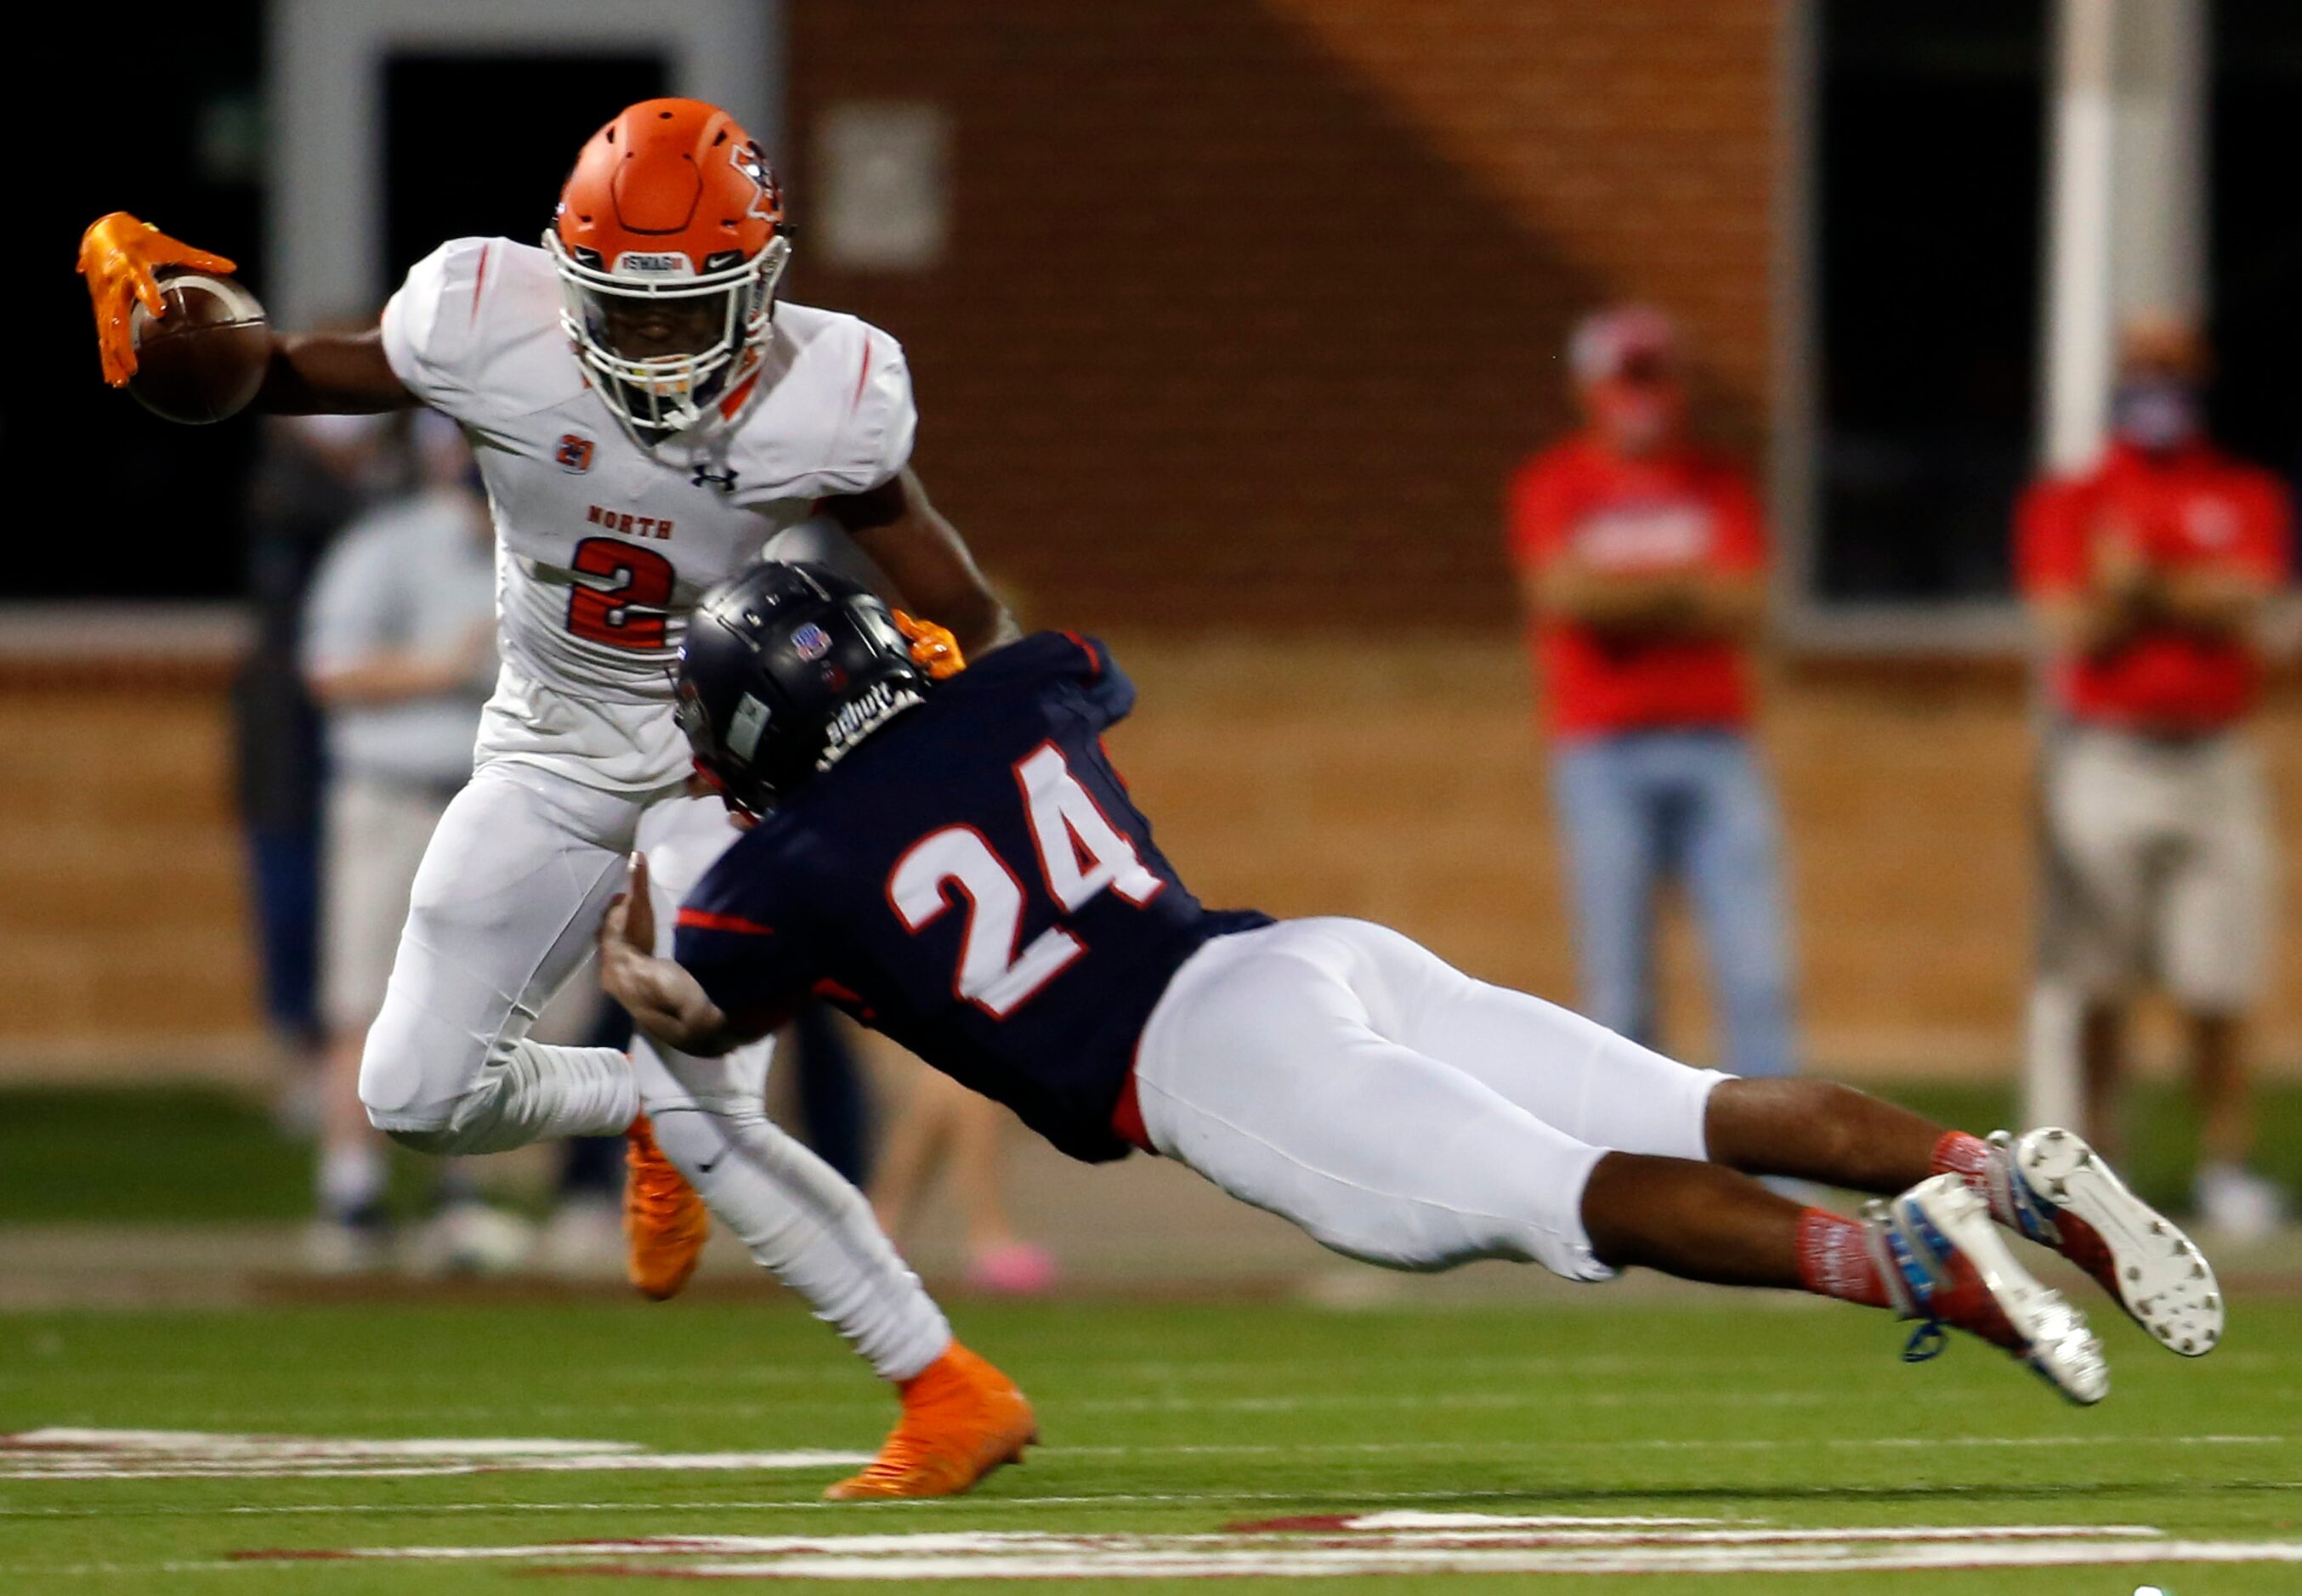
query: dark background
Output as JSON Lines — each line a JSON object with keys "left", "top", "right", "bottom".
{"left": 1813, "top": 0, "right": 2044, "bottom": 604}
{"left": 380, "top": 54, "right": 666, "bottom": 286}
{"left": 27, "top": 19, "right": 264, "bottom": 599}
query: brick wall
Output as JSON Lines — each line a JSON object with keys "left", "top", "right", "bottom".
{"left": 783, "top": 0, "right": 1779, "bottom": 630}
{"left": 18, "top": 659, "right": 2302, "bottom": 1081}
{"left": 0, "top": 676, "right": 258, "bottom": 1062}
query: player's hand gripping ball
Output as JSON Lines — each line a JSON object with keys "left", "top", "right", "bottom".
{"left": 122, "top": 273, "right": 270, "bottom": 425}
{"left": 77, "top": 212, "right": 268, "bottom": 422}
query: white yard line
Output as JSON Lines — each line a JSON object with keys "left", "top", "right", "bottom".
{"left": 195, "top": 1525, "right": 2302, "bottom": 1582}
{"left": 229, "top": 1525, "right": 2166, "bottom": 1562}
{"left": 593, "top": 1541, "right": 2302, "bottom": 1577}
{"left": 6, "top": 1423, "right": 2282, "bottom": 1480}
{"left": 0, "top": 1429, "right": 867, "bottom": 1482}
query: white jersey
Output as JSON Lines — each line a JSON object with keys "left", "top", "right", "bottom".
{"left": 379, "top": 237, "right": 916, "bottom": 791}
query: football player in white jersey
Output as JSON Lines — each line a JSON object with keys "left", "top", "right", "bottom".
{"left": 78, "top": 98, "right": 1033, "bottom": 1500}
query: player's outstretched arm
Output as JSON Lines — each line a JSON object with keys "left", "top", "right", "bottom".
{"left": 77, "top": 211, "right": 414, "bottom": 414}
{"left": 256, "top": 327, "right": 414, "bottom": 415}
{"left": 598, "top": 855, "right": 769, "bottom": 1060}
{"left": 824, "top": 469, "right": 1020, "bottom": 658}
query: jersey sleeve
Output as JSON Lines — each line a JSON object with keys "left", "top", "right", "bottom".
{"left": 2232, "top": 470, "right": 2293, "bottom": 583}
{"left": 378, "top": 238, "right": 498, "bottom": 422}
{"left": 1061, "top": 632, "right": 1137, "bottom": 729}
{"left": 1504, "top": 450, "right": 1577, "bottom": 569}
{"left": 2016, "top": 478, "right": 2089, "bottom": 597}
{"left": 1705, "top": 467, "right": 1768, "bottom": 576}
{"left": 672, "top": 848, "right": 820, "bottom": 1027}
{"left": 815, "top": 328, "right": 918, "bottom": 496}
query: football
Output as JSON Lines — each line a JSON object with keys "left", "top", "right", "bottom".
{"left": 126, "top": 270, "right": 270, "bottom": 425}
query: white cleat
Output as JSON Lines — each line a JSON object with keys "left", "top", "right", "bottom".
{"left": 1880, "top": 1174, "right": 2109, "bottom": 1406}
{"left": 2003, "top": 1128, "right": 2224, "bottom": 1357}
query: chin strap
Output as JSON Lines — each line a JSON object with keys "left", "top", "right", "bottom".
{"left": 894, "top": 611, "right": 966, "bottom": 680}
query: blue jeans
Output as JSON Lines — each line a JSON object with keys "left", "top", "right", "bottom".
{"left": 1551, "top": 729, "right": 1796, "bottom": 1077}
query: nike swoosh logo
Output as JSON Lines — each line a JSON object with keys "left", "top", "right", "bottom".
{"left": 695, "top": 1153, "right": 723, "bottom": 1175}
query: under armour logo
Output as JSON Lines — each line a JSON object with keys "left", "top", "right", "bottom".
{"left": 691, "top": 464, "right": 740, "bottom": 493}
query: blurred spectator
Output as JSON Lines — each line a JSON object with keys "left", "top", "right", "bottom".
{"left": 870, "top": 1070, "right": 1057, "bottom": 1296}
{"left": 238, "top": 411, "right": 400, "bottom": 1130}
{"left": 1505, "top": 305, "right": 1796, "bottom": 1080}
{"left": 300, "top": 413, "right": 520, "bottom": 1272}
{"left": 2017, "top": 314, "right": 2291, "bottom": 1238}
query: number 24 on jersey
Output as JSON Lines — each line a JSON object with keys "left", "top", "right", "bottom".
{"left": 887, "top": 744, "right": 1162, "bottom": 1017}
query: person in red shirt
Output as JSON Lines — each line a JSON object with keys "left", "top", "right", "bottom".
{"left": 2017, "top": 314, "right": 2292, "bottom": 1237}
{"left": 1505, "top": 306, "right": 1795, "bottom": 1083}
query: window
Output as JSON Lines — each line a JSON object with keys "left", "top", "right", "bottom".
{"left": 1808, "top": 3, "right": 2047, "bottom": 609}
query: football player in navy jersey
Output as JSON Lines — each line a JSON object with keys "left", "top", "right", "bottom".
{"left": 602, "top": 563, "right": 2229, "bottom": 1412}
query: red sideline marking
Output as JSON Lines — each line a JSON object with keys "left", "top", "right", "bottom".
{"left": 676, "top": 908, "right": 774, "bottom": 936}
{"left": 524, "top": 1568, "right": 715, "bottom": 1580}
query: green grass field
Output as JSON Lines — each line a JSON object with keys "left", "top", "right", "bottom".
{"left": 4, "top": 1294, "right": 2300, "bottom": 1591}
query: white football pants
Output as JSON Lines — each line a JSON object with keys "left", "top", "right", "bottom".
{"left": 358, "top": 757, "right": 950, "bottom": 1381}
{"left": 1132, "top": 918, "right": 1729, "bottom": 1282}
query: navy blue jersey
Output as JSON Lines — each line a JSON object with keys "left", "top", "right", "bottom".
{"left": 676, "top": 631, "right": 1272, "bottom": 1163}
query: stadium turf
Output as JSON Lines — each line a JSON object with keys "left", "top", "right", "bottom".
{"left": 3, "top": 1296, "right": 2299, "bottom": 1591}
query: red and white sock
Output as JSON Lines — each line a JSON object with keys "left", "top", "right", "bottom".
{"left": 1928, "top": 1130, "right": 2016, "bottom": 1225}
{"left": 1930, "top": 1129, "right": 1993, "bottom": 1183}
{"left": 1795, "top": 1208, "right": 1893, "bottom": 1310}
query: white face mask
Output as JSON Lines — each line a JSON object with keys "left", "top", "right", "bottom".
{"left": 546, "top": 230, "right": 792, "bottom": 445}
{"left": 2112, "top": 378, "right": 2200, "bottom": 454}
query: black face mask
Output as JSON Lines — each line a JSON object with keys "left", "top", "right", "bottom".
{"left": 2111, "top": 378, "right": 2201, "bottom": 454}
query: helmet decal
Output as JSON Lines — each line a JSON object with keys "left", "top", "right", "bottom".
{"left": 733, "top": 141, "right": 782, "bottom": 226}
{"left": 728, "top": 693, "right": 773, "bottom": 761}
{"left": 818, "top": 679, "right": 927, "bottom": 771}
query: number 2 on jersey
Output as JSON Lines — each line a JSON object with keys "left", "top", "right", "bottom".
{"left": 887, "top": 744, "right": 1164, "bottom": 1017}
{"left": 566, "top": 536, "right": 675, "bottom": 649}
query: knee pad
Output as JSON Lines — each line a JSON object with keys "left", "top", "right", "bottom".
{"left": 356, "top": 1022, "right": 420, "bottom": 1121}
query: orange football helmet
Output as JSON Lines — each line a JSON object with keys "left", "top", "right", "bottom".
{"left": 546, "top": 99, "right": 792, "bottom": 441}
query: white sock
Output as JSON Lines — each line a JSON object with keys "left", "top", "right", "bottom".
{"left": 316, "top": 1140, "right": 387, "bottom": 1219}
{"left": 646, "top": 1099, "right": 952, "bottom": 1384}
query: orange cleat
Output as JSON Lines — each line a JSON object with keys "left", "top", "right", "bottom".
{"left": 625, "top": 1114, "right": 710, "bottom": 1300}
{"left": 825, "top": 1343, "right": 1037, "bottom": 1501}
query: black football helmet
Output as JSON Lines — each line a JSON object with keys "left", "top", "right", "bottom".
{"left": 675, "top": 562, "right": 930, "bottom": 815}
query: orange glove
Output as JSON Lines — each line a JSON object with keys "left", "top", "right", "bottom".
{"left": 76, "top": 212, "right": 239, "bottom": 388}
{"left": 894, "top": 610, "right": 966, "bottom": 679}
